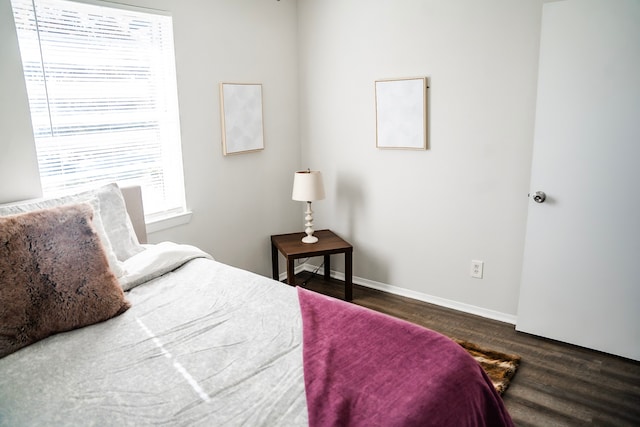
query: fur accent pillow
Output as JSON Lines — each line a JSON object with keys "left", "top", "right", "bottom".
{"left": 0, "top": 203, "right": 131, "bottom": 358}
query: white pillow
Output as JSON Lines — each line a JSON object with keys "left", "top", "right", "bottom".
{"left": 0, "top": 196, "right": 125, "bottom": 278}
{"left": 74, "top": 183, "right": 144, "bottom": 261}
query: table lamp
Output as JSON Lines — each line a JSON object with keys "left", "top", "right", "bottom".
{"left": 292, "top": 169, "right": 325, "bottom": 243}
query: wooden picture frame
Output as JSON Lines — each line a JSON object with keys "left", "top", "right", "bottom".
{"left": 375, "top": 77, "right": 428, "bottom": 150}
{"left": 220, "top": 83, "right": 264, "bottom": 155}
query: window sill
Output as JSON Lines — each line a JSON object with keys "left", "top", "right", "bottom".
{"left": 146, "top": 210, "right": 193, "bottom": 234}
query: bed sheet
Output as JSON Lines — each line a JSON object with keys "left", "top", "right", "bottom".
{"left": 0, "top": 258, "right": 308, "bottom": 426}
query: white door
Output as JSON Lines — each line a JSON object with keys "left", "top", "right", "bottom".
{"left": 516, "top": 0, "right": 640, "bottom": 361}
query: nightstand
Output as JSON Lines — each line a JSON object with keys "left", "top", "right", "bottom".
{"left": 271, "top": 229, "right": 353, "bottom": 301}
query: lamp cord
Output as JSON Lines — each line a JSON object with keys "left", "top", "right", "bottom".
{"left": 300, "top": 261, "right": 324, "bottom": 287}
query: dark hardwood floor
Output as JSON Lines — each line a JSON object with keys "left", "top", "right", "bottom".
{"left": 295, "top": 272, "right": 640, "bottom": 427}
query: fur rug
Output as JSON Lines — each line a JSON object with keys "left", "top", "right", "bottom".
{"left": 455, "top": 339, "right": 521, "bottom": 395}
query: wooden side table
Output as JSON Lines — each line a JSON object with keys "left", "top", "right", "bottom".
{"left": 271, "top": 229, "right": 353, "bottom": 301}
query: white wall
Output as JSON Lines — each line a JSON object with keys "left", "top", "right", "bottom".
{"left": 3, "top": 0, "right": 554, "bottom": 319}
{"left": 0, "top": 0, "right": 301, "bottom": 276}
{"left": 298, "top": 0, "right": 547, "bottom": 318}
{"left": 0, "top": 0, "right": 41, "bottom": 203}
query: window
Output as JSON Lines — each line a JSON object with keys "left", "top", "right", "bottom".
{"left": 11, "top": 0, "right": 186, "bottom": 222}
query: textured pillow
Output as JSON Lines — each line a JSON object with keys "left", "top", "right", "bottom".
{"left": 75, "top": 183, "right": 144, "bottom": 261}
{"left": 0, "top": 203, "right": 131, "bottom": 358}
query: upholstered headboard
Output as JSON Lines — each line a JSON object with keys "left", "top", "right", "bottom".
{"left": 120, "top": 185, "right": 147, "bottom": 244}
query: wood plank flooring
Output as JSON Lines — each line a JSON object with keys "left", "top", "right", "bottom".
{"left": 295, "top": 273, "right": 640, "bottom": 426}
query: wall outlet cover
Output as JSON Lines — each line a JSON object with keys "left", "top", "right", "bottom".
{"left": 471, "top": 260, "right": 484, "bottom": 279}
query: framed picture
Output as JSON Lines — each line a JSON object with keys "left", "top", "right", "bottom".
{"left": 220, "top": 83, "right": 264, "bottom": 155}
{"left": 375, "top": 77, "right": 428, "bottom": 150}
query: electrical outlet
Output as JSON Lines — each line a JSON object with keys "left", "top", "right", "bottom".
{"left": 471, "top": 260, "right": 484, "bottom": 279}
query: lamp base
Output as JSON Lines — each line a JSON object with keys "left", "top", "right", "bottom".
{"left": 301, "top": 201, "right": 318, "bottom": 244}
{"left": 302, "top": 235, "right": 318, "bottom": 244}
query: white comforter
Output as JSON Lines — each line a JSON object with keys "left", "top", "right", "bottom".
{"left": 0, "top": 246, "right": 308, "bottom": 426}
{"left": 118, "top": 242, "right": 213, "bottom": 291}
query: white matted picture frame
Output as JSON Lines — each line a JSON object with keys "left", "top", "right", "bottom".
{"left": 220, "top": 82, "right": 264, "bottom": 155}
{"left": 375, "top": 77, "right": 428, "bottom": 150}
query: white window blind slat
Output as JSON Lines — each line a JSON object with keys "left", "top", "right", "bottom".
{"left": 11, "top": 0, "right": 185, "bottom": 219}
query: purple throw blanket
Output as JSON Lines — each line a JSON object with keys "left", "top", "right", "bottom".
{"left": 297, "top": 287, "right": 514, "bottom": 427}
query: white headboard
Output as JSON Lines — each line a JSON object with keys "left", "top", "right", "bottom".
{"left": 120, "top": 185, "right": 147, "bottom": 244}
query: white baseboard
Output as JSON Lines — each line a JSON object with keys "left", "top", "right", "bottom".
{"left": 296, "top": 264, "right": 517, "bottom": 325}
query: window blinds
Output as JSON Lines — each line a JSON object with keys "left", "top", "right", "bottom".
{"left": 11, "top": 0, "right": 185, "bottom": 219}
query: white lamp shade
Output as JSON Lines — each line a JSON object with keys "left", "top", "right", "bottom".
{"left": 292, "top": 170, "right": 325, "bottom": 202}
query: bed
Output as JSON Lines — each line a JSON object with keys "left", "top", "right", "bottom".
{"left": 0, "top": 183, "right": 513, "bottom": 426}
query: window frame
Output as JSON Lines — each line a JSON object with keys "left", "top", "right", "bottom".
{"left": 11, "top": 0, "right": 188, "bottom": 226}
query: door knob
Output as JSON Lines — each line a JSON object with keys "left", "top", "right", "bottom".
{"left": 531, "top": 191, "right": 546, "bottom": 203}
